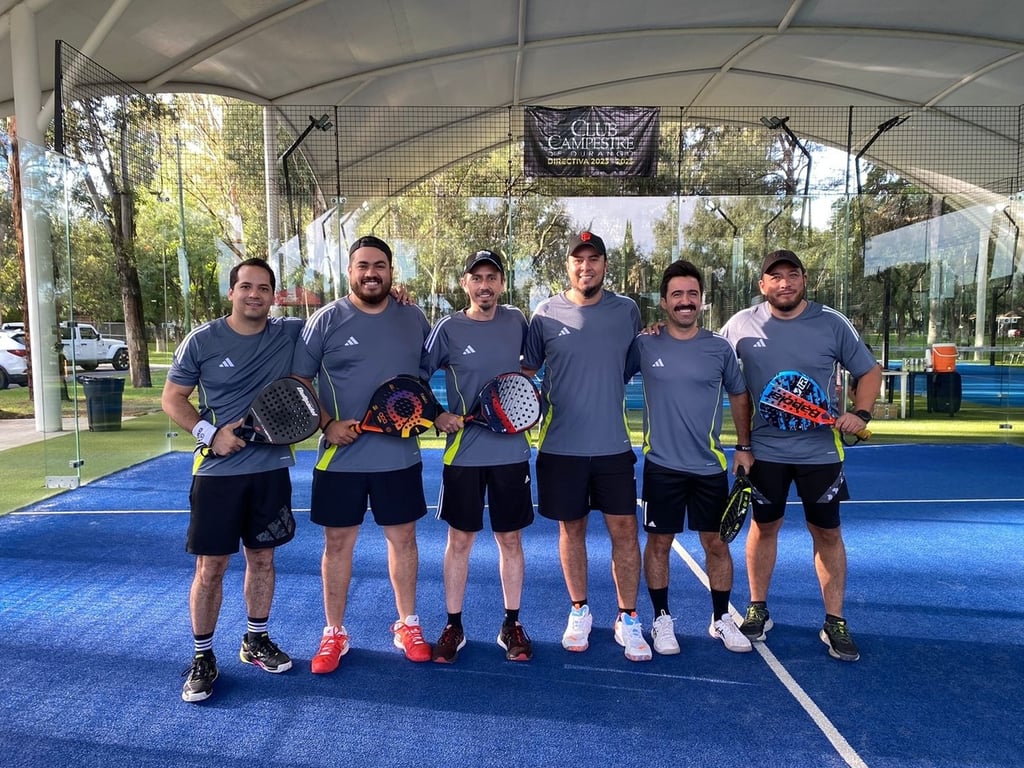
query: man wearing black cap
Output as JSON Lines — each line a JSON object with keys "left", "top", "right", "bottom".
{"left": 522, "top": 231, "right": 651, "bottom": 663}
{"left": 423, "top": 249, "right": 535, "bottom": 663}
{"left": 292, "top": 234, "right": 436, "bottom": 672}
{"left": 720, "top": 248, "right": 881, "bottom": 662}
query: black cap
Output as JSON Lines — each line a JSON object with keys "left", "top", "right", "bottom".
{"left": 463, "top": 249, "right": 505, "bottom": 275}
{"left": 761, "top": 249, "right": 805, "bottom": 274}
{"left": 349, "top": 235, "right": 393, "bottom": 262}
{"left": 567, "top": 231, "right": 607, "bottom": 257}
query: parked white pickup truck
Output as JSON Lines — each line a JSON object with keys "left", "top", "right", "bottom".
{"left": 59, "top": 322, "right": 130, "bottom": 371}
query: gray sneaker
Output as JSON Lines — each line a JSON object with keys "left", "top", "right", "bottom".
{"left": 739, "top": 603, "right": 774, "bottom": 641}
{"left": 820, "top": 618, "right": 860, "bottom": 662}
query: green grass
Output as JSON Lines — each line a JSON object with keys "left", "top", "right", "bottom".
{"left": 2, "top": 389, "right": 1021, "bottom": 516}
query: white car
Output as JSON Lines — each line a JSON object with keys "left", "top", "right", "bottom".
{"left": 0, "top": 331, "right": 28, "bottom": 389}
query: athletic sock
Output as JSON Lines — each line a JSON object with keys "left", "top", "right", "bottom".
{"left": 572, "top": 599, "right": 588, "bottom": 611}
{"left": 648, "top": 587, "right": 670, "bottom": 617}
{"left": 246, "top": 616, "right": 268, "bottom": 642}
{"left": 503, "top": 608, "right": 520, "bottom": 627}
{"left": 711, "top": 590, "right": 731, "bottom": 620}
{"left": 446, "top": 612, "right": 463, "bottom": 630}
{"left": 193, "top": 632, "right": 214, "bottom": 655}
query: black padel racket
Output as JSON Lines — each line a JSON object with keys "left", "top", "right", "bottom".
{"left": 234, "top": 377, "right": 321, "bottom": 445}
{"left": 720, "top": 466, "right": 752, "bottom": 543}
{"left": 758, "top": 370, "right": 871, "bottom": 445}
{"left": 463, "top": 372, "right": 541, "bottom": 434}
{"left": 353, "top": 374, "right": 445, "bottom": 438}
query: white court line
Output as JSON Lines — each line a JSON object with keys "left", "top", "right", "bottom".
{"left": 672, "top": 538, "right": 870, "bottom": 768}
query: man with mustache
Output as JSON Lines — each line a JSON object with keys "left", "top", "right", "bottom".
{"left": 720, "top": 249, "right": 881, "bottom": 662}
{"left": 625, "top": 260, "right": 754, "bottom": 655}
{"left": 292, "top": 235, "right": 435, "bottom": 673}
{"left": 423, "top": 250, "right": 535, "bottom": 663}
{"left": 522, "top": 231, "right": 651, "bottom": 662}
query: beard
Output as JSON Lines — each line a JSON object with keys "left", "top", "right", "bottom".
{"left": 579, "top": 282, "right": 602, "bottom": 300}
{"left": 352, "top": 277, "right": 390, "bottom": 305}
{"left": 766, "top": 285, "right": 805, "bottom": 313}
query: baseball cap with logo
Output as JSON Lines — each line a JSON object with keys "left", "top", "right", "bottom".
{"left": 760, "top": 249, "right": 805, "bottom": 275}
{"left": 463, "top": 249, "right": 505, "bottom": 275}
{"left": 567, "top": 231, "right": 607, "bottom": 257}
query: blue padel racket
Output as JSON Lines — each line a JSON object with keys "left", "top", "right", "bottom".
{"left": 758, "top": 370, "right": 870, "bottom": 445}
{"left": 462, "top": 372, "right": 541, "bottom": 434}
{"left": 719, "top": 466, "right": 752, "bottom": 543}
{"left": 352, "top": 374, "right": 445, "bottom": 438}
{"left": 234, "top": 377, "right": 322, "bottom": 445}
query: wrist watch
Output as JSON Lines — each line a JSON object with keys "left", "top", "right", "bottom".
{"left": 853, "top": 409, "right": 873, "bottom": 422}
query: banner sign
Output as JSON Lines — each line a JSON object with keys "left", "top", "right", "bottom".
{"left": 524, "top": 106, "right": 660, "bottom": 177}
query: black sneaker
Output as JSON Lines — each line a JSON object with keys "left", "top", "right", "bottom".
{"left": 239, "top": 633, "right": 293, "bottom": 673}
{"left": 820, "top": 618, "right": 860, "bottom": 662}
{"left": 432, "top": 624, "right": 466, "bottom": 663}
{"left": 740, "top": 603, "right": 774, "bottom": 641}
{"left": 181, "top": 652, "right": 218, "bottom": 703}
{"left": 497, "top": 622, "right": 533, "bottom": 662}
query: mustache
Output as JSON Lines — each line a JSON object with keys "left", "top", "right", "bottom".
{"left": 672, "top": 303, "right": 699, "bottom": 313}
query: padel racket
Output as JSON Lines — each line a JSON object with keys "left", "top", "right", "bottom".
{"left": 462, "top": 372, "right": 541, "bottom": 434}
{"left": 758, "top": 370, "right": 871, "bottom": 445}
{"left": 720, "top": 466, "right": 752, "bottom": 543}
{"left": 234, "top": 377, "right": 321, "bottom": 445}
{"left": 353, "top": 374, "right": 444, "bottom": 438}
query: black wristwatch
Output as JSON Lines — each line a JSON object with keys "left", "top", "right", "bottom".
{"left": 853, "top": 409, "right": 873, "bottom": 423}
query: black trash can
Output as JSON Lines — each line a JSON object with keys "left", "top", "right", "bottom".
{"left": 77, "top": 375, "right": 126, "bottom": 431}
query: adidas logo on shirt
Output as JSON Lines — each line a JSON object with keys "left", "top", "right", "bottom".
{"left": 753, "top": 339, "right": 767, "bottom": 348}
{"left": 558, "top": 327, "right": 572, "bottom": 336}
{"left": 651, "top": 358, "right": 665, "bottom": 368}
{"left": 463, "top": 345, "right": 477, "bottom": 355}
{"left": 344, "top": 336, "right": 359, "bottom": 346}
{"left": 219, "top": 357, "right": 235, "bottom": 368}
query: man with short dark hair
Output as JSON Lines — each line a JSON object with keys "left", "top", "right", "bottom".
{"left": 163, "top": 257, "right": 302, "bottom": 703}
{"left": 424, "top": 249, "right": 535, "bottom": 663}
{"left": 523, "top": 231, "right": 651, "bottom": 662}
{"left": 720, "top": 249, "right": 881, "bottom": 662}
{"left": 293, "top": 235, "right": 434, "bottom": 673}
{"left": 626, "top": 260, "right": 754, "bottom": 655}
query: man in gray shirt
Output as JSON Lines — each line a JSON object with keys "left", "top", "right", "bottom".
{"left": 626, "top": 260, "right": 754, "bottom": 655}
{"left": 424, "top": 250, "right": 535, "bottom": 663}
{"left": 163, "top": 257, "right": 302, "bottom": 703}
{"left": 292, "top": 235, "right": 434, "bottom": 672}
{"left": 523, "top": 231, "right": 651, "bottom": 662}
{"left": 720, "top": 249, "right": 881, "bottom": 662}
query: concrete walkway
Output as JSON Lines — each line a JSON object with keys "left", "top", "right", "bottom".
{"left": 0, "top": 418, "right": 79, "bottom": 451}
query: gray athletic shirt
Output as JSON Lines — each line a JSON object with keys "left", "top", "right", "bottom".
{"left": 291, "top": 296, "right": 431, "bottom": 473}
{"left": 423, "top": 305, "right": 531, "bottom": 467}
{"left": 523, "top": 290, "right": 640, "bottom": 456}
{"left": 719, "top": 300, "right": 877, "bottom": 464}
{"left": 625, "top": 329, "right": 746, "bottom": 474}
{"left": 167, "top": 315, "right": 303, "bottom": 476}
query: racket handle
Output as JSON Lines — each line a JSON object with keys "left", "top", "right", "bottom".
{"left": 857, "top": 428, "right": 871, "bottom": 440}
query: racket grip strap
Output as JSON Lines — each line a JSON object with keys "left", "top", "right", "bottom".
{"left": 192, "top": 420, "right": 218, "bottom": 446}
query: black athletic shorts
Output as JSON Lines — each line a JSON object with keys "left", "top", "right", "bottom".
{"left": 438, "top": 462, "right": 534, "bottom": 533}
{"left": 187, "top": 468, "right": 294, "bottom": 555}
{"left": 310, "top": 463, "right": 427, "bottom": 528}
{"left": 748, "top": 460, "right": 849, "bottom": 529}
{"left": 535, "top": 450, "right": 637, "bottom": 522}
{"left": 641, "top": 459, "right": 728, "bottom": 534}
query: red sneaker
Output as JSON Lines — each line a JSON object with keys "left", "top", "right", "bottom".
{"left": 311, "top": 626, "right": 349, "bottom": 674}
{"left": 391, "top": 615, "right": 431, "bottom": 662}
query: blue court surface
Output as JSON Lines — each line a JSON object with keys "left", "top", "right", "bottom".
{"left": 2, "top": 444, "right": 1022, "bottom": 768}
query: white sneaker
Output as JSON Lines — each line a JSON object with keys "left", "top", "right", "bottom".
{"left": 650, "top": 613, "right": 680, "bottom": 655}
{"left": 710, "top": 615, "right": 753, "bottom": 653}
{"left": 562, "top": 605, "right": 593, "bottom": 652}
{"left": 614, "top": 612, "right": 653, "bottom": 662}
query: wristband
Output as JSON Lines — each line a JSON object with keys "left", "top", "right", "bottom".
{"left": 321, "top": 418, "right": 336, "bottom": 434}
{"left": 192, "top": 419, "right": 218, "bottom": 447}
{"left": 734, "top": 444, "right": 752, "bottom": 452}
